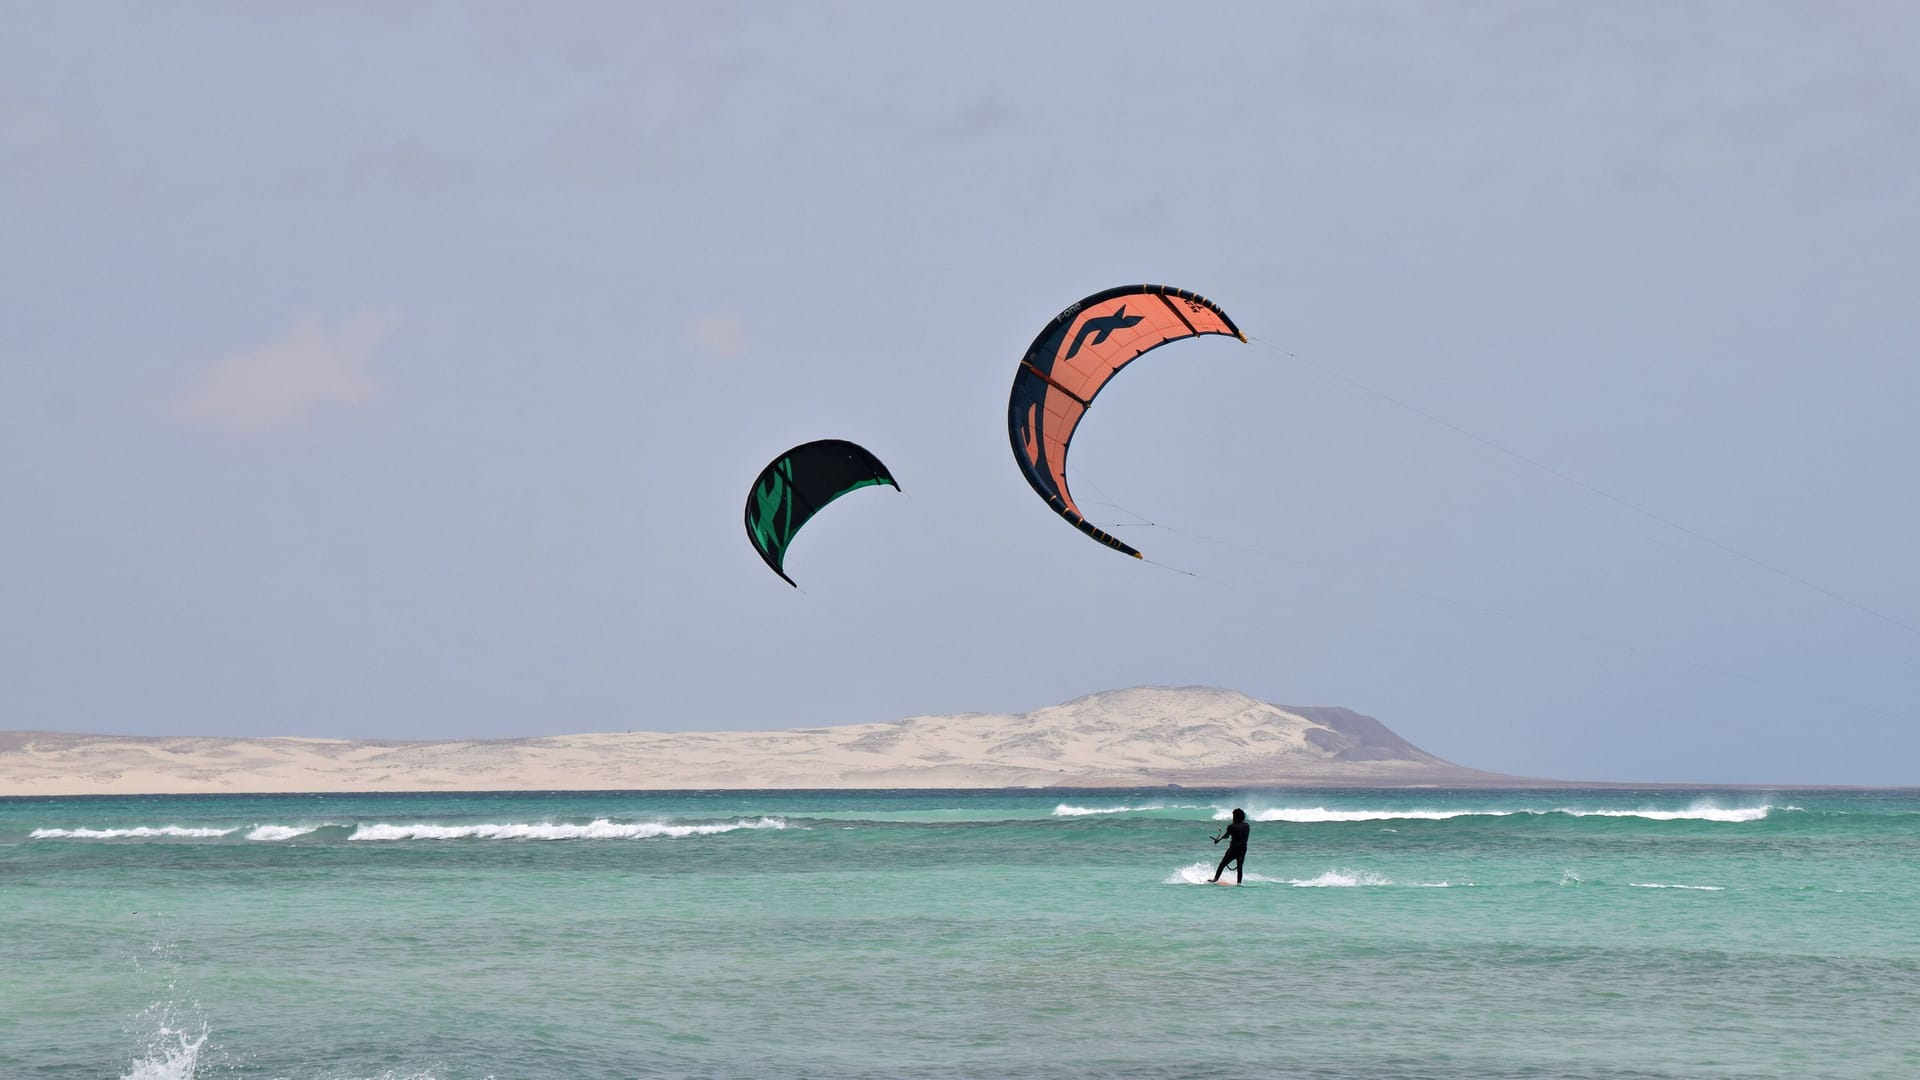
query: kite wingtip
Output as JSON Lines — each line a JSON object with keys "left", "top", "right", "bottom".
{"left": 1237, "top": 331, "right": 1249, "bottom": 344}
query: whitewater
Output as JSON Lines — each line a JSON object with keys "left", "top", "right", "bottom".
{"left": 3, "top": 787, "right": 1917, "bottom": 1078}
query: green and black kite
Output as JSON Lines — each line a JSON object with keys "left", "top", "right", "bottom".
{"left": 744, "top": 439, "right": 900, "bottom": 586}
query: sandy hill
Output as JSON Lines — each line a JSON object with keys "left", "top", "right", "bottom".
{"left": 0, "top": 686, "right": 1527, "bottom": 795}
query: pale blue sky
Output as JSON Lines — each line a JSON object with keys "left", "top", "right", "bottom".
{"left": 4, "top": 2, "right": 1917, "bottom": 784}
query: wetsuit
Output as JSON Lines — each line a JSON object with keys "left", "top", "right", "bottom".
{"left": 1212, "top": 819, "right": 1249, "bottom": 883}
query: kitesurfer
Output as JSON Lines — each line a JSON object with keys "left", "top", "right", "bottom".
{"left": 1209, "top": 808, "right": 1249, "bottom": 884}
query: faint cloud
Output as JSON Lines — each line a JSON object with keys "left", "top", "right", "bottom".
{"left": 919, "top": 97, "right": 1016, "bottom": 143}
{"left": 487, "top": 0, "right": 652, "bottom": 73}
{"left": 1620, "top": 75, "right": 1920, "bottom": 210}
{"left": 172, "top": 312, "right": 393, "bottom": 434}
{"left": 291, "top": 140, "right": 472, "bottom": 199}
{"left": 548, "top": 70, "right": 704, "bottom": 182}
{"left": 517, "top": 5, "right": 765, "bottom": 185}
{"left": 1103, "top": 190, "right": 1174, "bottom": 236}
{"left": 686, "top": 311, "right": 749, "bottom": 362}
{"left": 819, "top": 89, "right": 1019, "bottom": 147}
{"left": 0, "top": 95, "right": 85, "bottom": 187}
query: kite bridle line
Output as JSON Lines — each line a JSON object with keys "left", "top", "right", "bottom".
{"left": 1247, "top": 334, "right": 1920, "bottom": 647}
{"left": 1110, "top": 494, "right": 1919, "bottom": 726}
{"left": 1067, "top": 453, "right": 1914, "bottom": 722}
{"left": 1152, "top": 515, "right": 1920, "bottom": 718}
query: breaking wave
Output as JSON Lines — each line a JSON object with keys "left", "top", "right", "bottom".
{"left": 1570, "top": 807, "right": 1776, "bottom": 822}
{"left": 1233, "top": 808, "right": 1498, "bottom": 823}
{"left": 1218, "top": 804, "right": 1785, "bottom": 824}
{"left": 244, "top": 824, "right": 331, "bottom": 841}
{"left": 29, "top": 826, "right": 236, "bottom": 839}
{"left": 26, "top": 819, "right": 790, "bottom": 842}
{"left": 1053, "top": 803, "right": 1204, "bottom": 817}
{"left": 345, "top": 817, "right": 789, "bottom": 841}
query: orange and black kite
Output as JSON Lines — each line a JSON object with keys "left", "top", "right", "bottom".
{"left": 745, "top": 439, "right": 899, "bottom": 587}
{"left": 1007, "top": 284, "right": 1245, "bottom": 558}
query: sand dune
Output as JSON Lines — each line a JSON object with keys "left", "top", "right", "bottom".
{"left": 0, "top": 686, "right": 1523, "bottom": 795}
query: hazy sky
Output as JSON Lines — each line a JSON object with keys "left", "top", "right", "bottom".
{"left": 5, "top": 2, "right": 1917, "bottom": 784}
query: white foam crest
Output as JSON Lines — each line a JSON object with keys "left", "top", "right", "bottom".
{"left": 30, "top": 826, "right": 236, "bottom": 839}
{"left": 346, "top": 817, "right": 788, "bottom": 841}
{"left": 1224, "top": 807, "right": 1507, "bottom": 823}
{"left": 1559, "top": 806, "right": 1771, "bottom": 822}
{"left": 120, "top": 1024, "right": 206, "bottom": 1080}
{"left": 245, "top": 824, "right": 331, "bottom": 841}
{"left": 1629, "top": 882, "right": 1725, "bottom": 891}
{"left": 1204, "top": 804, "right": 1777, "bottom": 824}
{"left": 1053, "top": 802, "right": 1201, "bottom": 817}
{"left": 1287, "top": 868, "right": 1394, "bottom": 887}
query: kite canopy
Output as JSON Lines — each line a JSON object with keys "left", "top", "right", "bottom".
{"left": 1006, "top": 284, "right": 1245, "bottom": 557}
{"left": 745, "top": 439, "right": 900, "bottom": 586}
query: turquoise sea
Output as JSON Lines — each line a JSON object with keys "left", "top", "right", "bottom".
{"left": 3, "top": 787, "right": 1917, "bottom": 1079}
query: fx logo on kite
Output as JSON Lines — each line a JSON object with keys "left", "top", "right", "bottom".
{"left": 1064, "top": 305, "right": 1144, "bottom": 360}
